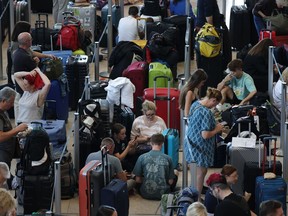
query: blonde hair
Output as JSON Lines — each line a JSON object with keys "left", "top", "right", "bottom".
{"left": 0, "top": 188, "right": 16, "bottom": 215}
{"left": 142, "top": 100, "right": 156, "bottom": 112}
{"left": 281, "top": 67, "right": 288, "bottom": 83}
{"left": 206, "top": 87, "right": 222, "bottom": 102}
{"left": 186, "top": 202, "right": 208, "bottom": 216}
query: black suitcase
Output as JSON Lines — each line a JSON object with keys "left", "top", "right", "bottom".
{"left": 243, "top": 136, "right": 282, "bottom": 211}
{"left": 118, "top": 106, "right": 135, "bottom": 139}
{"left": 66, "top": 55, "right": 89, "bottom": 110}
{"left": 245, "top": 0, "right": 259, "bottom": 45}
{"left": 230, "top": 5, "right": 251, "bottom": 51}
{"left": 31, "top": 14, "right": 57, "bottom": 51}
{"left": 23, "top": 172, "right": 54, "bottom": 214}
{"left": 101, "top": 179, "right": 129, "bottom": 216}
{"left": 163, "top": 15, "right": 194, "bottom": 62}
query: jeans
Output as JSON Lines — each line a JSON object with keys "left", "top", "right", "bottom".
{"left": 253, "top": 15, "right": 266, "bottom": 37}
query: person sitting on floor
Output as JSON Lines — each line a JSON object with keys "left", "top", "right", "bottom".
{"left": 130, "top": 100, "right": 167, "bottom": 155}
{"left": 132, "top": 133, "right": 177, "bottom": 200}
{"left": 217, "top": 59, "right": 257, "bottom": 111}
{"left": 259, "top": 200, "right": 284, "bottom": 216}
{"left": 111, "top": 123, "right": 137, "bottom": 172}
{"left": 273, "top": 67, "right": 288, "bottom": 117}
{"left": 206, "top": 172, "right": 254, "bottom": 216}
{"left": 86, "top": 137, "right": 135, "bottom": 191}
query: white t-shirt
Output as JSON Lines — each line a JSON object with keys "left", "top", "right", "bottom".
{"left": 273, "top": 79, "right": 288, "bottom": 113}
{"left": 17, "top": 91, "right": 44, "bottom": 123}
{"left": 118, "top": 16, "right": 144, "bottom": 42}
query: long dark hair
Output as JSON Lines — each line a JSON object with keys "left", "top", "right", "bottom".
{"left": 179, "top": 69, "right": 208, "bottom": 109}
{"left": 247, "top": 38, "right": 274, "bottom": 57}
{"left": 11, "top": 21, "right": 31, "bottom": 42}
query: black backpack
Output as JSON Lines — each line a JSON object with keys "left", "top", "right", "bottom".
{"left": 19, "top": 123, "right": 52, "bottom": 175}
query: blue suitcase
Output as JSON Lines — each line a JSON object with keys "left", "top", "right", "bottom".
{"left": 44, "top": 79, "right": 69, "bottom": 121}
{"left": 43, "top": 50, "right": 72, "bottom": 72}
{"left": 255, "top": 176, "right": 287, "bottom": 215}
{"left": 162, "top": 128, "right": 179, "bottom": 169}
{"left": 33, "top": 120, "right": 67, "bottom": 160}
{"left": 100, "top": 179, "right": 129, "bottom": 216}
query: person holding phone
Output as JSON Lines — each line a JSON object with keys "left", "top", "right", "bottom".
{"left": 111, "top": 123, "right": 137, "bottom": 172}
{"left": 130, "top": 100, "right": 167, "bottom": 154}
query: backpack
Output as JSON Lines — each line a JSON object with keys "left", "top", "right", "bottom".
{"left": 42, "top": 58, "right": 63, "bottom": 80}
{"left": 60, "top": 152, "right": 77, "bottom": 199}
{"left": 57, "top": 16, "right": 81, "bottom": 51}
{"left": 176, "top": 186, "right": 199, "bottom": 216}
{"left": 19, "top": 123, "right": 52, "bottom": 175}
{"left": 195, "top": 23, "right": 222, "bottom": 58}
{"left": 161, "top": 187, "right": 198, "bottom": 216}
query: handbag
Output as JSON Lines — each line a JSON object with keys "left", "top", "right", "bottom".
{"left": 266, "top": 10, "right": 288, "bottom": 35}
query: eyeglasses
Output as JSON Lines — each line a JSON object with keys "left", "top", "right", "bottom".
{"left": 145, "top": 113, "right": 155, "bottom": 117}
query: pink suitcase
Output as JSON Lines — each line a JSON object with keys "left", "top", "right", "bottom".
{"left": 123, "top": 61, "right": 148, "bottom": 110}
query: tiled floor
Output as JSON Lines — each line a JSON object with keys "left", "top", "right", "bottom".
{"left": 1, "top": 2, "right": 287, "bottom": 216}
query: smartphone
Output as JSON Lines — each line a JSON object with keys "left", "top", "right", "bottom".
{"left": 220, "top": 121, "right": 227, "bottom": 126}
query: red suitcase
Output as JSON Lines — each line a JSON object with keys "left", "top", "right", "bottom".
{"left": 122, "top": 61, "right": 148, "bottom": 111}
{"left": 259, "top": 30, "right": 277, "bottom": 45}
{"left": 143, "top": 76, "right": 180, "bottom": 131}
{"left": 79, "top": 160, "right": 104, "bottom": 216}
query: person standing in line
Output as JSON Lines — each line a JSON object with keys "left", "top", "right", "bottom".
{"left": 179, "top": 69, "right": 208, "bottom": 117}
{"left": 252, "top": 0, "right": 287, "bottom": 37}
{"left": 184, "top": 87, "right": 223, "bottom": 200}
{"left": 0, "top": 87, "right": 27, "bottom": 168}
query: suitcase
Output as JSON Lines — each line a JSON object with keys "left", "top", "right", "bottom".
{"left": 31, "top": 14, "right": 56, "bottom": 51}
{"left": 79, "top": 148, "right": 110, "bottom": 216}
{"left": 23, "top": 172, "right": 54, "bottom": 214}
{"left": 67, "top": 4, "right": 96, "bottom": 42}
{"left": 163, "top": 15, "right": 194, "bottom": 62}
{"left": 31, "top": 0, "right": 52, "bottom": 13}
{"left": 243, "top": 136, "right": 283, "bottom": 210}
{"left": 15, "top": 0, "right": 29, "bottom": 23}
{"left": 101, "top": 4, "right": 121, "bottom": 28}
{"left": 255, "top": 176, "right": 287, "bottom": 215}
{"left": 229, "top": 5, "right": 251, "bottom": 51}
{"left": 143, "top": 76, "right": 180, "bottom": 132}
{"left": 100, "top": 179, "right": 129, "bottom": 216}
{"left": 66, "top": 55, "right": 89, "bottom": 110}
{"left": 259, "top": 29, "right": 277, "bottom": 45}
{"left": 122, "top": 61, "right": 149, "bottom": 112}
{"left": 79, "top": 160, "right": 104, "bottom": 216}
{"left": 227, "top": 119, "right": 264, "bottom": 195}
{"left": 162, "top": 128, "right": 179, "bottom": 169}
{"left": 148, "top": 62, "right": 173, "bottom": 88}
{"left": 44, "top": 79, "right": 69, "bottom": 121}
{"left": 32, "top": 120, "right": 66, "bottom": 145}
{"left": 117, "top": 106, "right": 135, "bottom": 141}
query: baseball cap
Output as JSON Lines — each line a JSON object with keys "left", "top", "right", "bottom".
{"left": 206, "top": 173, "right": 227, "bottom": 187}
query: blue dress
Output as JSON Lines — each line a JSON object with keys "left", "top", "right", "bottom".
{"left": 184, "top": 100, "right": 216, "bottom": 167}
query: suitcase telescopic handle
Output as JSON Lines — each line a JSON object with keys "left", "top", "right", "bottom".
{"left": 258, "top": 134, "right": 271, "bottom": 169}
{"left": 263, "top": 136, "right": 277, "bottom": 173}
{"left": 153, "top": 75, "right": 171, "bottom": 127}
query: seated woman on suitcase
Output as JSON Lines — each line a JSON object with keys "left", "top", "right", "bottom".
{"left": 111, "top": 123, "right": 137, "bottom": 172}
{"left": 204, "top": 164, "right": 252, "bottom": 215}
{"left": 130, "top": 100, "right": 167, "bottom": 155}
{"left": 14, "top": 68, "right": 51, "bottom": 124}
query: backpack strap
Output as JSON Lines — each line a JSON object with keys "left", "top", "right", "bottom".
{"left": 165, "top": 193, "right": 175, "bottom": 216}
